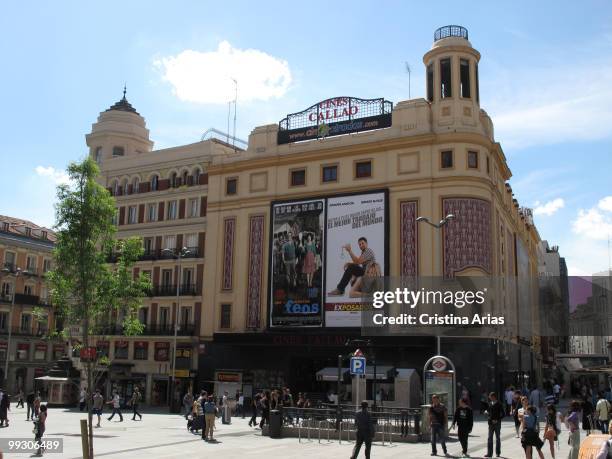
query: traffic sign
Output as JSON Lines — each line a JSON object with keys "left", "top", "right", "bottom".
{"left": 350, "top": 356, "right": 366, "bottom": 375}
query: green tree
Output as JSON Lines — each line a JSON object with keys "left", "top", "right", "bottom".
{"left": 47, "top": 158, "right": 150, "bottom": 458}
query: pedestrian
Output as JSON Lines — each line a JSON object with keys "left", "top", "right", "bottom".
{"left": 221, "top": 391, "right": 231, "bottom": 424}
{"left": 183, "top": 391, "right": 194, "bottom": 419}
{"left": 0, "top": 388, "right": 10, "bottom": 427}
{"left": 505, "top": 386, "right": 514, "bottom": 416}
{"left": 529, "top": 387, "right": 542, "bottom": 414}
{"left": 259, "top": 391, "right": 270, "bottom": 429}
{"left": 92, "top": 389, "right": 104, "bottom": 428}
{"left": 582, "top": 396, "right": 594, "bottom": 435}
{"left": 521, "top": 405, "right": 545, "bottom": 459}
{"left": 543, "top": 404, "right": 562, "bottom": 459}
{"left": 350, "top": 401, "right": 374, "bottom": 459}
{"left": 238, "top": 392, "right": 245, "bottom": 418}
{"left": 451, "top": 398, "right": 473, "bottom": 457}
{"left": 130, "top": 387, "right": 142, "bottom": 421}
{"left": 26, "top": 390, "right": 35, "bottom": 421}
{"left": 203, "top": 395, "right": 217, "bottom": 441}
{"left": 429, "top": 394, "right": 448, "bottom": 457}
{"left": 480, "top": 390, "right": 488, "bottom": 414}
{"left": 596, "top": 392, "right": 611, "bottom": 434}
{"left": 511, "top": 390, "right": 523, "bottom": 438}
{"left": 485, "top": 392, "right": 503, "bottom": 458}
{"left": 16, "top": 389, "right": 24, "bottom": 409}
{"left": 33, "top": 391, "right": 41, "bottom": 418}
{"left": 249, "top": 392, "right": 259, "bottom": 427}
{"left": 190, "top": 392, "right": 205, "bottom": 433}
{"left": 106, "top": 390, "right": 123, "bottom": 422}
{"left": 79, "top": 387, "right": 87, "bottom": 411}
{"left": 565, "top": 400, "right": 581, "bottom": 459}
{"left": 33, "top": 404, "right": 47, "bottom": 457}
{"left": 553, "top": 382, "right": 561, "bottom": 403}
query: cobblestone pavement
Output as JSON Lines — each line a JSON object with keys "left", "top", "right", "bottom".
{"left": 0, "top": 405, "right": 578, "bottom": 458}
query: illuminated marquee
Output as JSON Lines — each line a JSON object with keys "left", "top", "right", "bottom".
{"left": 278, "top": 96, "right": 393, "bottom": 144}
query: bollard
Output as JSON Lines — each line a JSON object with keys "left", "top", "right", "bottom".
{"left": 80, "top": 419, "right": 89, "bottom": 459}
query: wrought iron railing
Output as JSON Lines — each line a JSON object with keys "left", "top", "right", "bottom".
{"left": 152, "top": 284, "right": 198, "bottom": 296}
{"left": 434, "top": 25, "right": 468, "bottom": 42}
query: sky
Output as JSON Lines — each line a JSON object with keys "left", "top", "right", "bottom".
{"left": 1, "top": 1, "right": 611, "bottom": 276}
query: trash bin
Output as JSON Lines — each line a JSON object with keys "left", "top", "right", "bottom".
{"left": 269, "top": 409, "right": 282, "bottom": 438}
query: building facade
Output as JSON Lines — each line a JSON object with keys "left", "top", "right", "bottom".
{"left": 199, "top": 26, "right": 544, "bottom": 399}
{"left": 0, "top": 215, "right": 60, "bottom": 393}
{"left": 86, "top": 94, "right": 236, "bottom": 406}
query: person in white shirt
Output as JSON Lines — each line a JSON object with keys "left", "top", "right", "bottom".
{"left": 553, "top": 383, "right": 561, "bottom": 403}
{"left": 596, "top": 392, "right": 611, "bottom": 434}
{"left": 505, "top": 387, "right": 514, "bottom": 415}
{"left": 107, "top": 390, "right": 123, "bottom": 422}
{"left": 79, "top": 387, "right": 87, "bottom": 412}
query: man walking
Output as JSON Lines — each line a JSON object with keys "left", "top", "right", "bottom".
{"left": 429, "top": 394, "right": 448, "bottom": 457}
{"left": 451, "top": 398, "right": 473, "bottom": 457}
{"left": 92, "top": 389, "right": 104, "bottom": 428}
{"left": 485, "top": 392, "right": 503, "bottom": 458}
{"left": 26, "top": 390, "right": 35, "bottom": 421}
{"left": 203, "top": 396, "right": 217, "bottom": 441}
{"left": 596, "top": 392, "right": 611, "bottom": 433}
{"left": 328, "top": 237, "right": 376, "bottom": 296}
{"left": 351, "top": 401, "right": 374, "bottom": 459}
{"left": 130, "top": 387, "right": 142, "bottom": 421}
{"left": 107, "top": 390, "right": 123, "bottom": 422}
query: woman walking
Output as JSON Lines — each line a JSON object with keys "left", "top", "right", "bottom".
{"left": 566, "top": 400, "right": 581, "bottom": 459}
{"left": 582, "top": 396, "right": 594, "bottom": 435}
{"left": 521, "top": 405, "right": 545, "bottom": 459}
{"left": 543, "top": 404, "right": 562, "bottom": 459}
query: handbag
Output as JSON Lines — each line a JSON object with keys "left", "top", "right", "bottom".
{"left": 544, "top": 426, "right": 556, "bottom": 441}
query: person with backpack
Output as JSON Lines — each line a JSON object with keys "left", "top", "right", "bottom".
{"left": 544, "top": 404, "right": 563, "bottom": 459}
{"left": 521, "top": 405, "right": 545, "bottom": 459}
{"left": 203, "top": 395, "right": 217, "bottom": 442}
{"left": 451, "top": 398, "right": 473, "bottom": 457}
{"left": 130, "top": 387, "right": 142, "bottom": 421}
{"left": 596, "top": 392, "right": 611, "bottom": 433}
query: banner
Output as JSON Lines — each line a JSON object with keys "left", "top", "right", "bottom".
{"left": 270, "top": 199, "right": 325, "bottom": 327}
{"left": 325, "top": 191, "right": 386, "bottom": 327}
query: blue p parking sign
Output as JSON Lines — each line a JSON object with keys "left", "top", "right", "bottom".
{"left": 350, "top": 356, "right": 366, "bottom": 375}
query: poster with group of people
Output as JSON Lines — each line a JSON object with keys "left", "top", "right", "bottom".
{"left": 270, "top": 191, "right": 386, "bottom": 328}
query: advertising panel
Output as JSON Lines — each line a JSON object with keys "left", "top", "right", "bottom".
{"left": 325, "top": 191, "right": 386, "bottom": 327}
{"left": 270, "top": 199, "right": 325, "bottom": 327}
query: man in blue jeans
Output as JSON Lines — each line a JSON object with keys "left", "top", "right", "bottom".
{"left": 429, "top": 394, "right": 448, "bottom": 456}
{"left": 485, "top": 392, "right": 503, "bottom": 458}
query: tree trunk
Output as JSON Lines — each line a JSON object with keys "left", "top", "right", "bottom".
{"left": 84, "top": 314, "right": 95, "bottom": 458}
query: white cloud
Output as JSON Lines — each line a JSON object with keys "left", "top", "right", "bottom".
{"left": 35, "top": 166, "right": 69, "bottom": 185}
{"left": 533, "top": 198, "right": 565, "bottom": 216}
{"left": 155, "top": 41, "right": 292, "bottom": 104}
{"left": 572, "top": 196, "right": 612, "bottom": 240}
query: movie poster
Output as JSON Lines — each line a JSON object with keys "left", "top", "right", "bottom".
{"left": 270, "top": 199, "right": 325, "bottom": 327}
{"left": 325, "top": 192, "right": 386, "bottom": 327}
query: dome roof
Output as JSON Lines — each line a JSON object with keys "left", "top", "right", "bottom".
{"left": 105, "top": 87, "right": 140, "bottom": 115}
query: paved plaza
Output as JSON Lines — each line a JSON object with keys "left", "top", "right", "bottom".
{"left": 0, "top": 404, "right": 579, "bottom": 458}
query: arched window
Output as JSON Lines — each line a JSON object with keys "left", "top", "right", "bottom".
{"left": 182, "top": 170, "right": 189, "bottom": 186}
{"left": 151, "top": 175, "right": 159, "bottom": 191}
{"left": 193, "top": 168, "right": 202, "bottom": 185}
{"left": 112, "top": 180, "right": 119, "bottom": 196}
{"left": 122, "top": 179, "right": 129, "bottom": 196}
{"left": 132, "top": 177, "right": 140, "bottom": 193}
{"left": 171, "top": 172, "right": 178, "bottom": 188}
{"left": 94, "top": 147, "right": 102, "bottom": 164}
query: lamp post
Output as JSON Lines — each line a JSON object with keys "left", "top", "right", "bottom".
{"left": 161, "top": 247, "right": 191, "bottom": 412}
{"left": 1, "top": 267, "right": 27, "bottom": 387}
{"left": 416, "top": 213, "right": 456, "bottom": 355}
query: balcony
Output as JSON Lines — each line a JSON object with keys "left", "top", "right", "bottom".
{"left": 14, "top": 293, "right": 40, "bottom": 306}
{"left": 2, "top": 262, "right": 16, "bottom": 273}
{"left": 0, "top": 326, "right": 49, "bottom": 337}
{"left": 94, "top": 322, "right": 195, "bottom": 336}
{"left": 137, "top": 247, "right": 202, "bottom": 261}
{"left": 152, "top": 284, "right": 198, "bottom": 297}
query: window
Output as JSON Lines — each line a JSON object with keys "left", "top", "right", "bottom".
{"left": 144, "top": 237, "right": 154, "bottom": 254}
{"left": 138, "top": 307, "right": 148, "bottom": 325}
{"left": 1, "top": 222, "right": 8, "bottom": 232}
{"left": 441, "top": 151, "right": 453, "bottom": 169}
{"left": 151, "top": 175, "right": 159, "bottom": 191}
{"left": 159, "top": 307, "right": 170, "bottom": 327}
{"left": 182, "top": 170, "right": 189, "bottom": 186}
{"left": 132, "top": 177, "right": 140, "bottom": 193}
{"left": 4, "top": 251, "right": 15, "bottom": 270}
{"left": 112, "top": 180, "right": 120, "bottom": 196}
{"left": 322, "top": 165, "right": 338, "bottom": 183}
{"left": 460, "top": 59, "right": 471, "bottom": 98}
{"left": 182, "top": 268, "right": 193, "bottom": 287}
{"left": 0, "top": 311, "right": 7, "bottom": 331}
{"left": 468, "top": 151, "right": 479, "bottom": 169}
{"left": 147, "top": 203, "right": 157, "bottom": 222}
{"left": 486, "top": 156, "right": 490, "bottom": 174}
{"left": 440, "top": 58, "right": 452, "bottom": 99}
{"left": 163, "top": 235, "right": 176, "bottom": 251}
{"left": 41, "top": 230, "right": 47, "bottom": 240}
{"left": 16, "top": 343, "right": 29, "bottom": 360}
{"left": 134, "top": 341, "right": 148, "bottom": 360}
{"left": 34, "top": 343, "right": 47, "bottom": 360}
{"left": 355, "top": 160, "right": 372, "bottom": 178}
{"left": 1, "top": 282, "right": 10, "bottom": 299}
{"left": 220, "top": 304, "right": 231, "bottom": 329}
{"left": 43, "top": 259, "right": 52, "bottom": 273}
{"left": 154, "top": 342, "right": 169, "bottom": 361}
{"left": 180, "top": 307, "right": 192, "bottom": 326}
{"left": 123, "top": 180, "right": 129, "bottom": 196}
{"left": 185, "top": 233, "right": 198, "bottom": 249}
{"left": 426, "top": 63, "right": 434, "bottom": 101}
{"left": 171, "top": 172, "right": 178, "bottom": 188}
{"left": 475, "top": 63, "right": 480, "bottom": 103}
{"left": 194, "top": 168, "right": 202, "bottom": 184}
{"left": 26, "top": 255, "right": 36, "bottom": 272}
{"left": 167, "top": 201, "right": 177, "bottom": 220}
{"left": 111, "top": 213, "right": 118, "bottom": 226}
{"left": 226, "top": 178, "right": 237, "bottom": 195}
{"left": 128, "top": 206, "right": 137, "bottom": 224}
{"left": 24, "top": 285, "right": 33, "bottom": 295}
{"left": 25, "top": 227, "right": 32, "bottom": 237}
{"left": 20, "top": 314, "right": 31, "bottom": 332}
{"left": 95, "top": 147, "right": 102, "bottom": 164}
{"left": 188, "top": 198, "right": 199, "bottom": 218}
{"left": 290, "top": 169, "right": 306, "bottom": 187}
{"left": 112, "top": 146, "right": 125, "bottom": 157}
{"left": 161, "top": 269, "right": 173, "bottom": 287}
{"left": 114, "top": 341, "right": 129, "bottom": 359}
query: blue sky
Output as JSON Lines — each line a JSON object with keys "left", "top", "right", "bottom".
{"left": 1, "top": 1, "right": 611, "bottom": 275}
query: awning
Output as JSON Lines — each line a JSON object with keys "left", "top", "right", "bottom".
{"left": 316, "top": 367, "right": 349, "bottom": 382}
{"left": 559, "top": 358, "right": 584, "bottom": 372}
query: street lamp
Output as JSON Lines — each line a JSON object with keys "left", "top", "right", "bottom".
{"left": 1, "top": 267, "right": 28, "bottom": 387}
{"left": 416, "top": 213, "right": 456, "bottom": 355}
{"left": 161, "top": 247, "right": 191, "bottom": 412}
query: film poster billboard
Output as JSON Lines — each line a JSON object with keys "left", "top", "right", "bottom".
{"left": 270, "top": 199, "right": 325, "bottom": 327}
{"left": 325, "top": 191, "right": 386, "bottom": 327}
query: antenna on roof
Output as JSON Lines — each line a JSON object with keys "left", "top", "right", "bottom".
{"left": 123, "top": 83, "right": 127, "bottom": 99}
{"left": 405, "top": 62, "right": 411, "bottom": 99}
{"left": 231, "top": 78, "right": 238, "bottom": 150}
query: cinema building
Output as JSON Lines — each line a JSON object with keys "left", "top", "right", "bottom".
{"left": 198, "top": 25, "right": 544, "bottom": 400}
